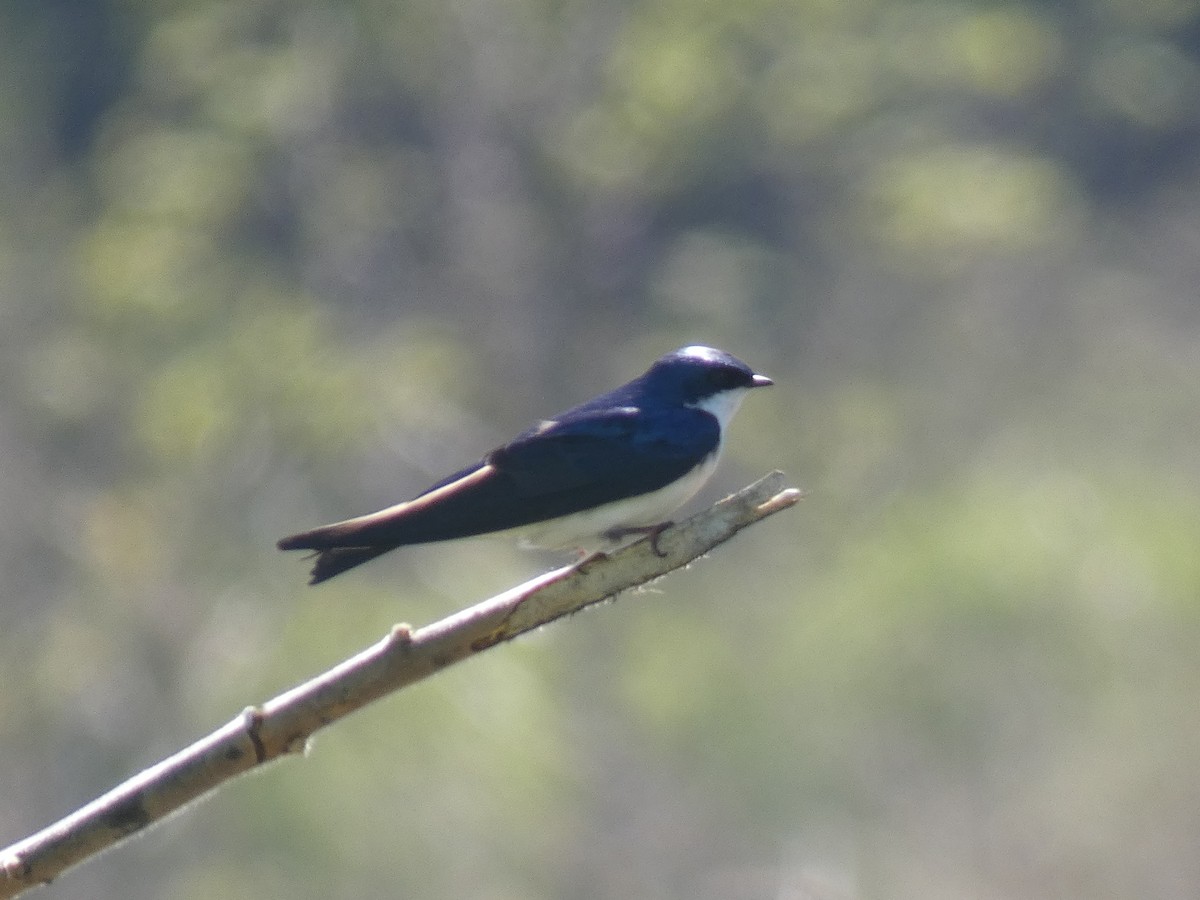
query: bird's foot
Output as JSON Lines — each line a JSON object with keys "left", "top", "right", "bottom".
{"left": 574, "top": 549, "right": 609, "bottom": 573}
{"left": 603, "top": 521, "right": 674, "bottom": 557}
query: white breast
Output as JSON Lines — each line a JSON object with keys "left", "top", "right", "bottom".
{"left": 513, "top": 450, "right": 721, "bottom": 551}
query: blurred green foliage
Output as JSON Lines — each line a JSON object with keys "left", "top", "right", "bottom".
{"left": 1, "top": 0, "right": 1199, "bottom": 897}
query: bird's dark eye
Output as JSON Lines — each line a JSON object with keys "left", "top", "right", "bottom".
{"left": 709, "top": 367, "right": 744, "bottom": 389}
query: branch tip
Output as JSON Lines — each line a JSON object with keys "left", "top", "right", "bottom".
{"left": 756, "top": 487, "right": 805, "bottom": 514}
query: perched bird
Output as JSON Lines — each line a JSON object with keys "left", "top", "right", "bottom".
{"left": 278, "top": 345, "right": 772, "bottom": 584}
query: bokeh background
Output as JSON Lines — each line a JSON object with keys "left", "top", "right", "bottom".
{"left": 2, "top": 0, "right": 1199, "bottom": 897}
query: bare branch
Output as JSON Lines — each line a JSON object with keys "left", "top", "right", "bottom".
{"left": 0, "top": 472, "right": 801, "bottom": 898}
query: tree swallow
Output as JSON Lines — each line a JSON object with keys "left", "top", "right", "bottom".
{"left": 278, "top": 345, "right": 772, "bottom": 584}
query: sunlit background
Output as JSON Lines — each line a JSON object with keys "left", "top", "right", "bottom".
{"left": 2, "top": 0, "right": 1199, "bottom": 897}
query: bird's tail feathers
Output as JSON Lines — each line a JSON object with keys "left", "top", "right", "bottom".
{"left": 305, "top": 545, "right": 395, "bottom": 584}
{"left": 277, "top": 523, "right": 401, "bottom": 583}
{"left": 277, "top": 524, "right": 348, "bottom": 552}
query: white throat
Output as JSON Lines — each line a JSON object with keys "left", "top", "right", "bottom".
{"left": 686, "top": 387, "right": 752, "bottom": 430}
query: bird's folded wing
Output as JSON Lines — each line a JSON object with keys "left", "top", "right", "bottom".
{"left": 279, "top": 407, "right": 719, "bottom": 550}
